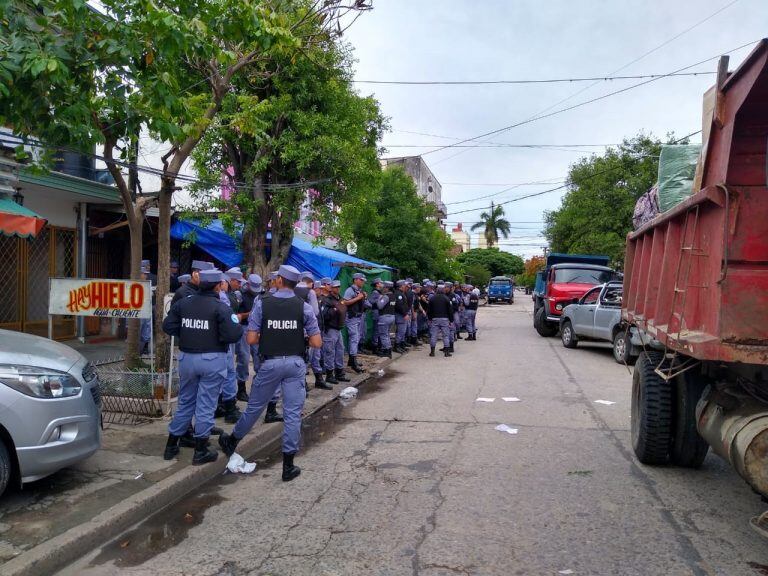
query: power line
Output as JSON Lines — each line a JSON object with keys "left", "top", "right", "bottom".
{"left": 354, "top": 71, "right": 714, "bottom": 86}
{"left": 385, "top": 143, "right": 616, "bottom": 149}
{"left": 444, "top": 130, "right": 701, "bottom": 217}
{"left": 421, "top": 40, "right": 755, "bottom": 158}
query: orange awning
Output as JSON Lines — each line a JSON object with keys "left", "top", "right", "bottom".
{"left": 0, "top": 198, "right": 47, "bottom": 238}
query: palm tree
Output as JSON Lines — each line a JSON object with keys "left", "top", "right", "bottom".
{"left": 471, "top": 202, "right": 511, "bottom": 248}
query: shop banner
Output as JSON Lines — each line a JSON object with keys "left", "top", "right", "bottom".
{"left": 49, "top": 278, "right": 152, "bottom": 319}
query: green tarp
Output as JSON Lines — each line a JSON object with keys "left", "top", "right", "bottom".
{"left": 337, "top": 266, "right": 394, "bottom": 346}
{"left": 657, "top": 144, "right": 702, "bottom": 213}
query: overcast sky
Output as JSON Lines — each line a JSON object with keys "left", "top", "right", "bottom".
{"left": 344, "top": 0, "right": 766, "bottom": 258}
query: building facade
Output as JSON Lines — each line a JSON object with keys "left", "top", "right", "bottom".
{"left": 451, "top": 223, "right": 470, "bottom": 252}
{"left": 380, "top": 156, "right": 447, "bottom": 221}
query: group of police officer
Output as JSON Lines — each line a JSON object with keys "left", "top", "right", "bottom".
{"left": 161, "top": 260, "right": 481, "bottom": 482}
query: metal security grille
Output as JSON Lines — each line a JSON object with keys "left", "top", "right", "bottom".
{"left": 94, "top": 358, "right": 180, "bottom": 425}
{"left": 25, "top": 227, "right": 50, "bottom": 333}
{"left": 0, "top": 236, "right": 21, "bottom": 330}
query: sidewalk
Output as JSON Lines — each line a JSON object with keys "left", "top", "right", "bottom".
{"left": 0, "top": 341, "right": 395, "bottom": 576}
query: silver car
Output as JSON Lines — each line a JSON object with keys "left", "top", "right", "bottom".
{"left": 0, "top": 329, "right": 101, "bottom": 496}
{"left": 559, "top": 282, "right": 635, "bottom": 364}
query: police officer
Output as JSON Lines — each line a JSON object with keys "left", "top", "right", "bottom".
{"left": 465, "top": 287, "right": 480, "bottom": 340}
{"left": 162, "top": 269, "right": 243, "bottom": 464}
{"left": 170, "top": 260, "right": 180, "bottom": 292}
{"left": 172, "top": 260, "right": 214, "bottom": 306}
{"left": 394, "top": 280, "right": 410, "bottom": 353}
{"left": 428, "top": 283, "right": 453, "bottom": 357}
{"left": 226, "top": 268, "right": 251, "bottom": 403}
{"left": 309, "top": 280, "right": 330, "bottom": 389}
{"left": 376, "top": 281, "right": 396, "bottom": 358}
{"left": 342, "top": 273, "right": 368, "bottom": 373}
{"left": 321, "top": 280, "right": 350, "bottom": 384}
{"left": 367, "top": 278, "right": 383, "bottom": 355}
{"left": 219, "top": 265, "right": 322, "bottom": 482}
{"left": 178, "top": 274, "right": 191, "bottom": 285}
{"left": 215, "top": 277, "right": 243, "bottom": 424}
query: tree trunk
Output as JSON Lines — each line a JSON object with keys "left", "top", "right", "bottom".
{"left": 268, "top": 211, "right": 295, "bottom": 270}
{"left": 124, "top": 208, "right": 143, "bottom": 368}
{"left": 154, "top": 179, "right": 173, "bottom": 372}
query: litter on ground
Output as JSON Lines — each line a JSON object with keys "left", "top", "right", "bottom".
{"left": 495, "top": 424, "right": 519, "bottom": 435}
{"left": 339, "top": 386, "right": 358, "bottom": 400}
{"left": 594, "top": 400, "right": 616, "bottom": 406}
{"left": 502, "top": 397, "right": 521, "bottom": 402}
{"left": 476, "top": 397, "right": 495, "bottom": 402}
{"left": 227, "top": 453, "right": 257, "bottom": 474}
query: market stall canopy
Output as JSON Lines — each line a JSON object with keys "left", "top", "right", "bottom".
{"left": 0, "top": 197, "right": 47, "bottom": 238}
{"left": 170, "top": 219, "right": 392, "bottom": 279}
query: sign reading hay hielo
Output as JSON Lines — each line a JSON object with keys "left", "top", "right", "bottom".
{"left": 49, "top": 278, "right": 152, "bottom": 319}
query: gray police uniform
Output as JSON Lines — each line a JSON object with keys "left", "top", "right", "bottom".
{"left": 377, "top": 288, "right": 396, "bottom": 351}
{"left": 343, "top": 280, "right": 365, "bottom": 356}
{"left": 231, "top": 288, "right": 320, "bottom": 454}
{"left": 163, "top": 275, "right": 243, "bottom": 439}
{"left": 394, "top": 285, "right": 409, "bottom": 347}
{"left": 428, "top": 289, "right": 453, "bottom": 350}
{"left": 465, "top": 292, "right": 479, "bottom": 336}
{"left": 322, "top": 289, "right": 346, "bottom": 371}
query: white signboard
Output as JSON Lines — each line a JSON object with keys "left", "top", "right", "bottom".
{"left": 49, "top": 278, "right": 152, "bottom": 319}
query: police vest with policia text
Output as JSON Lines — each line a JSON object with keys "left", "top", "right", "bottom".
{"left": 259, "top": 296, "right": 306, "bottom": 357}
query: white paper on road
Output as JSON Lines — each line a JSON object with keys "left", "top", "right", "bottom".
{"left": 475, "top": 397, "right": 495, "bottom": 402}
{"left": 594, "top": 400, "right": 616, "bottom": 405}
{"left": 558, "top": 570, "right": 575, "bottom": 575}
{"left": 495, "top": 424, "right": 519, "bottom": 435}
{"left": 227, "top": 453, "right": 257, "bottom": 474}
{"left": 502, "top": 397, "right": 522, "bottom": 402}
{"left": 339, "top": 386, "right": 358, "bottom": 400}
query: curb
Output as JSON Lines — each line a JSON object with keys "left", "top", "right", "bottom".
{"left": 2, "top": 356, "right": 396, "bottom": 576}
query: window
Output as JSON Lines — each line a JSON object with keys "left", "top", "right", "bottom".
{"left": 601, "top": 286, "right": 623, "bottom": 307}
{"left": 581, "top": 288, "right": 601, "bottom": 305}
{"left": 490, "top": 279, "right": 511, "bottom": 286}
{"left": 553, "top": 268, "right": 614, "bottom": 285}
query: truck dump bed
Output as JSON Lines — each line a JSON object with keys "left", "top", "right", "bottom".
{"left": 623, "top": 40, "right": 768, "bottom": 364}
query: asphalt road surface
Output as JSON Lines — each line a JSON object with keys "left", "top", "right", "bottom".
{"left": 60, "top": 300, "right": 768, "bottom": 576}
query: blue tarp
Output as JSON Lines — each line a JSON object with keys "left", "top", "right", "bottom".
{"left": 170, "top": 219, "right": 391, "bottom": 279}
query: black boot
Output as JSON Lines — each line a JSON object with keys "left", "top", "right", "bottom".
{"left": 444, "top": 348, "right": 453, "bottom": 357}
{"left": 314, "top": 371, "right": 333, "bottom": 390}
{"left": 223, "top": 398, "right": 241, "bottom": 424}
{"left": 429, "top": 346, "right": 435, "bottom": 357}
{"left": 214, "top": 394, "right": 225, "bottom": 418}
{"left": 326, "top": 370, "right": 339, "bottom": 385}
{"left": 179, "top": 425, "right": 196, "bottom": 448}
{"left": 211, "top": 426, "right": 224, "bottom": 436}
{"left": 192, "top": 437, "right": 218, "bottom": 465}
{"left": 236, "top": 380, "right": 249, "bottom": 402}
{"left": 456, "top": 332, "right": 463, "bottom": 340}
{"left": 163, "top": 434, "right": 180, "bottom": 460}
{"left": 349, "top": 355, "right": 364, "bottom": 374}
{"left": 282, "top": 452, "right": 301, "bottom": 482}
{"left": 264, "top": 401, "right": 284, "bottom": 423}
{"left": 335, "top": 368, "right": 351, "bottom": 382}
{"left": 375, "top": 347, "right": 388, "bottom": 357}
{"left": 385, "top": 347, "right": 392, "bottom": 358}
{"left": 218, "top": 431, "right": 240, "bottom": 457}
{"left": 411, "top": 336, "right": 423, "bottom": 348}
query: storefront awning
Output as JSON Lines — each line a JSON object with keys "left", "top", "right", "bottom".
{"left": 0, "top": 197, "right": 47, "bottom": 238}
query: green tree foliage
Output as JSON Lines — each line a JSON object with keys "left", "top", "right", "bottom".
{"left": 343, "top": 166, "right": 458, "bottom": 280}
{"left": 463, "top": 263, "right": 491, "bottom": 288}
{"left": 0, "top": 0, "right": 369, "bottom": 365}
{"left": 470, "top": 202, "right": 511, "bottom": 247}
{"left": 456, "top": 248, "right": 524, "bottom": 278}
{"left": 543, "top": 134, "right": 671, "bottom": 267}
{"left": 187, "top": 16, "right": 384, "bottom": 274}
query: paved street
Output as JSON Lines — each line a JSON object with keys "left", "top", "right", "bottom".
{"left": 60, "top": 301, "right": 768, "bottom": 576}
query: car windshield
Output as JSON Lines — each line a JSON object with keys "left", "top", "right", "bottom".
{"left": 490, "top": 279, "right": 510, "bottom": 286}
{"left": 554, "top": 268, "right": 613, "bottom": 284}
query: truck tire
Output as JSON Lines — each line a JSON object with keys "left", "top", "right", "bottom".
{"left": 534, "top": 306, "right": 558, "bottom": 338}
{"left": 671, "top": 368, "right": 709, "bottom": 468}
{"left": 612, "top": 329, "right": 636, "bottom": 365}
{"left": 0, "top": 440, "right": 10, "bottom": 498}
{"left": 631, "top": 351, "right": 673, "bottom": 465}
{"left": 560, "top": 320, "right": 578, "bottom": 348}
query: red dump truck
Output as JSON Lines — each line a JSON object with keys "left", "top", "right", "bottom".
{"left": 623, "top": 40, "right": 768, "bottom": 535}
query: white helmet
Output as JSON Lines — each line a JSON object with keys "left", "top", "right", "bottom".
{"left": 472, "top": 288, "right": 480, "bottom": 296}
